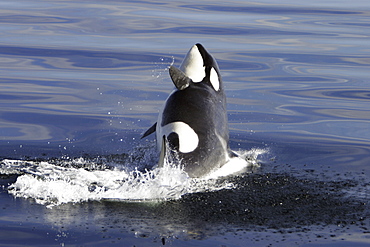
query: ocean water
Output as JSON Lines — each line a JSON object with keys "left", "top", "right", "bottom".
{"left": 1, "top": 0, "right": 370, "bottom": 246}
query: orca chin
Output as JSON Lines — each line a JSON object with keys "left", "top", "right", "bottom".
{"left": 179, "top": 44, "right": 205, "bottom": 82}
{"left": 142, "top": 43, "right": 231, "bottom": 178}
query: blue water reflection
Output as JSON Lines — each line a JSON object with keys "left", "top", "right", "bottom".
{"left": 1, "top": 0, "right": 370, "bottom": 245}
{"left": 182, "top": 4, "right": 363, "bottom": 15}
{"left": 0, "top": 0, "right": 369, "bottom": 165}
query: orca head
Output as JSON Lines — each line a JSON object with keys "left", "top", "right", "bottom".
{"left": 169, "top": 43, "right": 222, "bottom": 91}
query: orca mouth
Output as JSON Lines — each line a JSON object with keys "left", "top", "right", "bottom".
{"left": 195, "top": 43, "right": 214, "bottom": 68}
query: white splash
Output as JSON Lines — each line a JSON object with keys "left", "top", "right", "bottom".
{"left": 1, "top": 148, "right": 266, "bottom": 208}
{"left": 205, "top": 148, "right": 266, "bottom": 179}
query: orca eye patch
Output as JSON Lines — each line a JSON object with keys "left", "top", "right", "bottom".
{"left": 209, "top": 67, "right": 220, "bottom": 91}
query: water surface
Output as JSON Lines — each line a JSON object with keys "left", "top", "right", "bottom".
{"left": 1, "top": 0, "right": 370, "bottom": 246}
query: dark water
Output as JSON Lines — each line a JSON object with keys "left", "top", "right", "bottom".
{"left": 1, "top": 0, "right": 370, "bottom": 246}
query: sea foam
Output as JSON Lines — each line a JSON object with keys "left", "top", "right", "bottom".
{"left": 1, "top": 148, "right": 266, "bottom": 208}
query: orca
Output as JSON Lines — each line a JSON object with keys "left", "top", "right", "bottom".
{"left": 142, "top": 43, "right": 232, "bottom": 178}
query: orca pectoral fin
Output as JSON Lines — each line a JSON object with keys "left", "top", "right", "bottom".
{"left": 158, "top": 135, "right": 166, "bottom": 167}
{"left": 229, "top": 150, "right": 239, "bottom": 158}
{"left": 169, "top": 66, "right": 192, "bottom": 90}
{"left": 141, "top": 123, "right": 157, "bottom": 139}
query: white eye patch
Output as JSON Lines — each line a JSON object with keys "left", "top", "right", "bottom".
{"left": 159, "top": 121, "right": 199, "bottom": 153}
{"left": 210, "top": 67, "right": 220, "bottom": 91}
